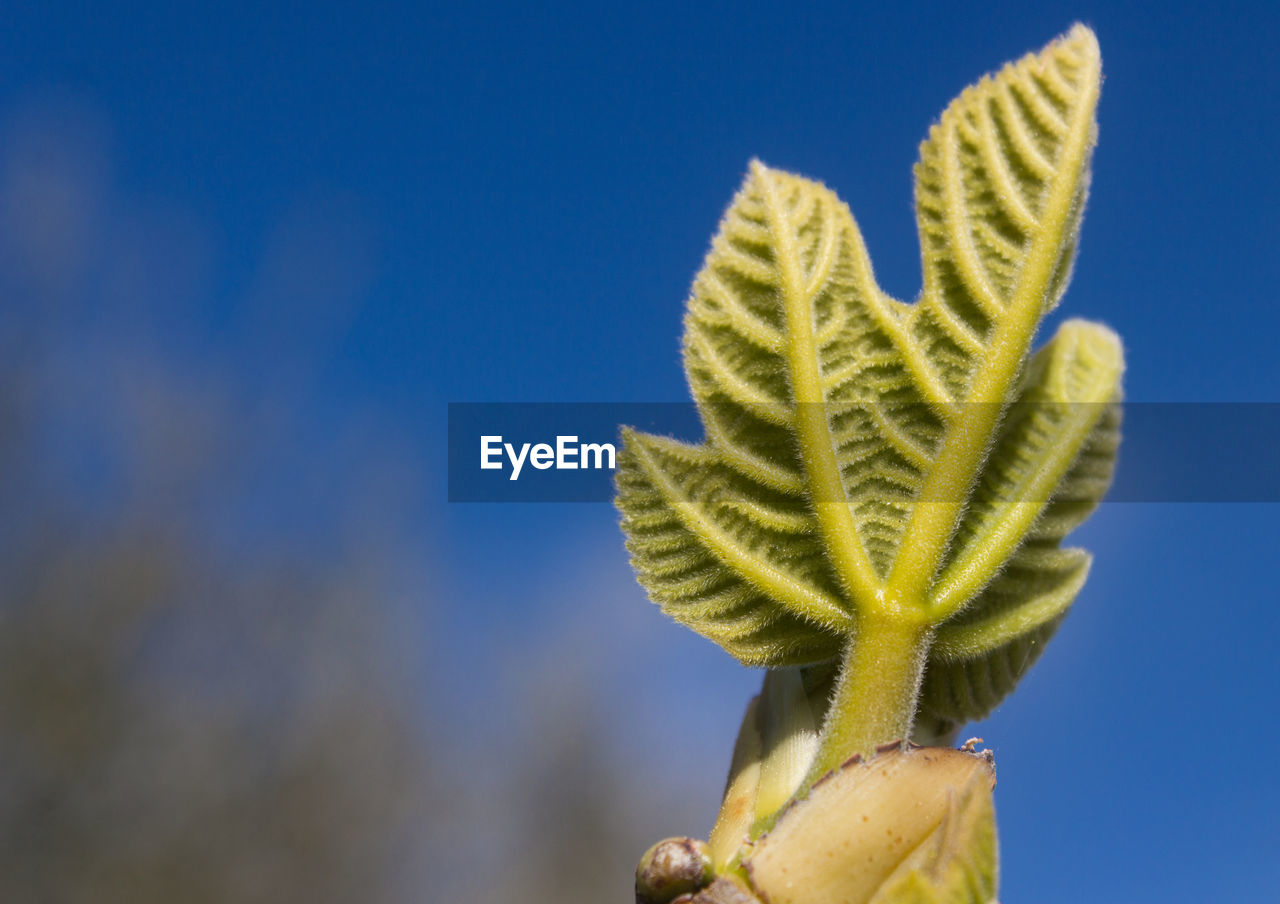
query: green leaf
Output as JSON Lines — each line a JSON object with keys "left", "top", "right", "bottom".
{"left": 616, "top": 25, "right": 1119, "bottom": 758}
{"left": 617, "top": 431, "right": 848, "bottom": 665}
{"left": 916, "top": 320, "right": 1122, "bottom": 728}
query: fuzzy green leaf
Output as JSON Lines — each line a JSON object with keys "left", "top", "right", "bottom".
{"left": 917, "top": 321, "right": 1122, "bottom": 727}
{"left": 616, "top": 25, "right": 1119, "bottom": 734}
{"left": 617, "top": 431, "right": 848, "bottom": 664}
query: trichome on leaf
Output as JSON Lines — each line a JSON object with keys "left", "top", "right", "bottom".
{"left": 617, "top": 24, "right": 1120, "bottom": 904}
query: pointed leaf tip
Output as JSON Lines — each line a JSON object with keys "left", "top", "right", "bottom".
{"left": 617, "top": 28, "right": 1120, "bottom": 751}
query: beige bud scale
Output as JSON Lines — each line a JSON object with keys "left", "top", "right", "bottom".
{"left": 639, "top": 744, "right": 997, "bottom": 904}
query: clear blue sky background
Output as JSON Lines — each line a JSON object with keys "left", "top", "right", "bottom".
{"left": 3, "top": 1, "right": 1278, "bottom": 900}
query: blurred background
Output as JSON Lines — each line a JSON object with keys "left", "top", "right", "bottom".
{"left": 0, "top": 1, "right": 1277, "bottom": 902}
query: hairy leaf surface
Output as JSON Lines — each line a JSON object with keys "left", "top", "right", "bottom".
{"left": 617, "top": 26, "right": 1120, "bottom": 729}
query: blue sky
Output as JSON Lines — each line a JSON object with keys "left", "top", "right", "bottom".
{"left": 3, "top": 1, "right": 1278, "bottom": 900}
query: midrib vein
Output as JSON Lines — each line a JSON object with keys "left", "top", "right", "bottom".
{"left": 886, "top": 49, "right": 1100, "bottom": 606}
{"left": 753, "top": 163, "right": 881, "bottom": 612}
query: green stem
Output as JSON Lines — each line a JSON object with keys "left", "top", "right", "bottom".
{"left": 802, "top": 615, "right": 931, "bottom": 789}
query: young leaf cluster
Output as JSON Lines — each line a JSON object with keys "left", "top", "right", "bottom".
{"left": 616, "top": 25, "right": 1121, "bottom": 764}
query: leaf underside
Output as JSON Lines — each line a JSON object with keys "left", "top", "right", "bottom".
{"left": 616, "top": 24, "right": 1121, "bottom": 728}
